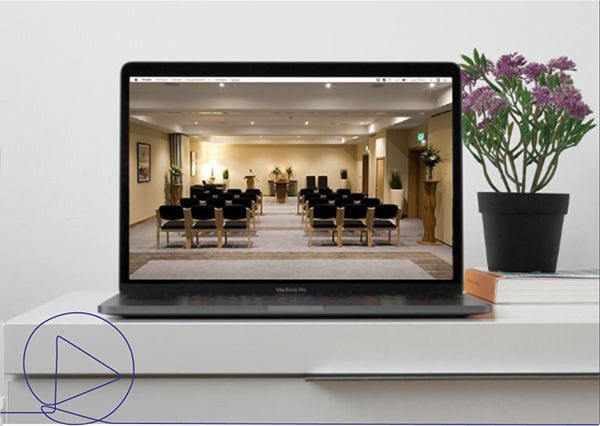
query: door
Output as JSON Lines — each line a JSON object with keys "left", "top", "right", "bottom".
{"left": 375, "top": 158, "right": 385, "bottom": 200}
{"left": 408, "top": 148, "right": 426, "bottom": 218}
{"left": 362, "top": 155, "right": 369, "bottom": 193}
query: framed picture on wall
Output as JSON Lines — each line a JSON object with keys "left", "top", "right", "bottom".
{"left": 137, "top": 142, "right": 151, "bottom": 183}
{"left": 190, "top": 151, "right": 197, "bottom": 177}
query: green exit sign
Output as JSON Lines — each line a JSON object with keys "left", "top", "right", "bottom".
{"left": 417, "top": 132, "right": 425, "bottom": 141}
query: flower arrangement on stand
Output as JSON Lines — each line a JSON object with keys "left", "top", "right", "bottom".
{"left": 419, "top": 145, "right": 443, "bottom": 180}
{"left": 460, "top": 49, "right": 595, "bottom": 272}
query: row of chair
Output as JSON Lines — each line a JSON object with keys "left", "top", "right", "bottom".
{"left": 156, "top": 204, "right": 255, "bottom": 249}
{"left": 300, "top": 195, "right": 382, "bottom": 222}
{"left": 184, "top": 190, "right": 263, "bottom": 214}
{"left": 190, "top": 188, "right": 264, "bottom": 214}
{"left": 297, "top": 188, "right": 367, "bottom": 214}
{"left": 306, "top": 203, "right": 401, "bottom": 247}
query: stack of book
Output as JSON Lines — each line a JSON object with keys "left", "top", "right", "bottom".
{"left": 464, "top": 267, "right": 599, "bottom": 304}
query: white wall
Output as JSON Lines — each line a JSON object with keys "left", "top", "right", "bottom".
{"left": 0, "top": 2, "right": 598, "bottom": 325}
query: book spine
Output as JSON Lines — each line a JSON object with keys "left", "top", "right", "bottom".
{"left": 464, "top": 268, "right": 499, "bottom": 303}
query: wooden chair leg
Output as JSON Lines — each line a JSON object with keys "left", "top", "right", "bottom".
{"left": 308, "top": 228, "right": 313, "bottom": 246}
{"left": 247, "top": 227, "right": 252, "bottom": 248}
{"left": 217, "top": 230, "right": 223, "bottom": 248}
{"left": 388, "top": 230, "right": 391, "bottom": 244}
{"left": 396, "top": 226, "right": 401, "bottom": 246}
{"left": 166, "top": 232, "right": 170, "bottom": 245}
{"left": 337, "top": 229, "right": 343, "bottom": 247}
{"left": 367, "top": 230, "right": 373, "bottom": 247}
{"left": 156, "top": 230, "right": 160, "bottom": 248}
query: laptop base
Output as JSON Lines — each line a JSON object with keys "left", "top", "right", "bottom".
{"left": 98, "top": 292, "right": 491, "bottom": 318}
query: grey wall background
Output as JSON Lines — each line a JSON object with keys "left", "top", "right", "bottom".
{"left": 0, "top": 1, "right": 598, "bottom": 324}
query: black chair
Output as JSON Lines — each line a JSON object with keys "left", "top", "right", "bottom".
{"left": 155, "top": 205, "right": 186, "bottom": 248}
{"left": 194, "top": 192, "right": 211, "bottom": 201}
{"left": 338, "top": 204, "right": 371, "bottom": 246}
{"left": 326, "top": 193, "right": 341, "bottom": 202}
{"left": 318, "top": 187, "right": 332, "bottom": 195}
{"left": 180, "top": 197, "right": 200, "bottom": 209}
{"left": 244, "top": 188, "right": 263, "bottom": 214}
{"left": 206, "top": 198, "right": 226, "bottom": 209}
{"left": 227, "top": 188, "right": 242, "bottom": 196}
{"left": 317, "top": 175, "right": 328, "bottom": 189}
{"left": 209, "top": 187, "right": 224, "bottom": 195}
{"left": 361, "top": 197, "right": 381, "bottom": 207}
{"left": 307, "top": 204, "right": 340, "bottom": 246}
{"left": 335, "top": 197, "right": 355, "bottom": 208}
{"left": 219, "top": 193, "right": 234, "bottom": 201}
{"left": 233, "top": 197, "right": 257, "bottom": 230}
{"left": 349, "top": 192, "right": 366, "bottom": 201}
{"left": 221, "top": 205, "right": 252, "bottom": 248}
{"left": 187, "top": 205, "right": 218, "bottom": 248}
{"left": 301, "top": 193, "right": 324, "bottom": 221}
{"left": 372, "top": 204, "right": 401, "bottom": 246}
{"left": 297, "top": 187, "right": 316, "bottom": 214}
{"left": 306, "top": 176, "right": 316, "bottom": 189}
{"left": 307, "top": 197, "right": 329, "bottom": 209}
{"left": 190, "top": 186, "right": 206, "bottom": 199}
{"left": 336, "top": 188, "right": 351, "bottom": 196}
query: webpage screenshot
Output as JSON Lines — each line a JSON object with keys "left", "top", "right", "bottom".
{"left": 128, "top": 77, "right": 453, "bottom": 281}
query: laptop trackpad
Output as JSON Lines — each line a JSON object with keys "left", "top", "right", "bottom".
{"left": 266, "top": 305, "right": 326, "bottom": 313}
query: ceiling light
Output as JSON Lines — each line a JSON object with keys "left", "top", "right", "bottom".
{"left": 259, "top": 135, "right": 263, "bottom": 138}
{"left": 360, "top": 121, "right": 365, "bottom": 125}
{"left": 429, "top": 83, "right": 436, "bottom": 88}
{"left": 194, "top": 121, "right": 198, "bottom": 125}
{"left": 250, "top": 121, "right": 255, "bottom": 125}
{"left": 340, "top": 137, "right": 346, "bottom": 144}
{"left": 304, "top": 121, "right": 309, "bottom": 125}
{"left": 325, "top": 83, "right": 332, "bottom": 89}
{"left": 219, "top": 83, "right": 225, "bottom": 87}
{"left": 297, "top": 136, "right": 300, "bottom": 138}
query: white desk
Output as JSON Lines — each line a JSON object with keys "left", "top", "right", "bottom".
{"left": 2, "top": 292, "right": 599, "bottom": 424}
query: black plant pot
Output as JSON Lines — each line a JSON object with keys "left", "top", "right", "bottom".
{"left": 478, "top": 192, "right": 569, "bottom": 273}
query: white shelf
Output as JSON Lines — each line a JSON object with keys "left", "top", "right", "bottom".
{"left": 4, "top": 292, "right": 598, "bottom": 376}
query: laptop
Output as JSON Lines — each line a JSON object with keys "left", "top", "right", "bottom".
{"left": 98, "top": 62, "right": 491, "bottom": 317}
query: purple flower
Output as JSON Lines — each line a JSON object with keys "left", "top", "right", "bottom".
{"left": 493, "top": 53, "right": 527, "bottom": 79}
{"left": 548, "top": 56, "right": 577, "bottom": 71}
{"left": 463, "top": 87, "right": 506, "bottom": 118}
{"left": 461, "top": 69, "right": 476, "bottom": 89}
{"left": 532, "top": 85, "right": 553, "bottom": 107}
{"left": 523, "top": 62, "right": 547, "bottom": 81}
{"left": 554, "top": 85, "right": 592, "bottom": 119}
{"left": 532, "top": 84, "right": 592, "bottom": 119}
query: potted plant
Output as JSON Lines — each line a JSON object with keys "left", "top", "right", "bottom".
{"left": 209, "top": 166, "right": 216, "bottom": 184}
{"left": 222, "top": 168, "right": 229, "bottom": 190}
{"left": 286, "top": 166, "right": 297, "bottom": 196}
{"left": 340, "top": 169, "right": 348, "bottom": 189}
{"left": 460, "top": 49, "right": 595, "bottom": 272}
{"left": 419, "top": 145, "right": 443, "bottom": 181}
{"left": 268, "top": 166, "right": 281, "bottom": 196}
{"left": 168, "top": 164, "right": 183, "bottom": 205}
{"left": 389, "top": 169, "right": 404, "bottom": 209}
{"left": 169, "top": 164, "right": 183, "bottom": 185}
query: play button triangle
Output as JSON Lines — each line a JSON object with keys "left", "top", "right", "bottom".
{"left": 52, "top": 335, "right": 122, "bottom": 407}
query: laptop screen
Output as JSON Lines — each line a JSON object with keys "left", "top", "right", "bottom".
{"left": 126, "top": 71, "right": 456, "bottom": 283}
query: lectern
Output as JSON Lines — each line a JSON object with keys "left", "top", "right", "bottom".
{"left": 244, "top": 175, "right": 256, "bottom": 190}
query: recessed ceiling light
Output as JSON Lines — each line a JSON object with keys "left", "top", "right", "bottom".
{"left": 304, "top": 121, "right": 309, "bottom": 125}
{"left": 340, "top": 137, "right": 346, "bottom": 144}
{"left": 259, "top": 135, "right": 263, "bottom": 138}
{"left": 325, "top": 83, "right": 332, "bottom": 89}
{"left": 250, "top": 121, "right": 255, "bottom": 125}
{"left": 219, "top": 83, "right": 225, "bottom": 87}
{"left": 297, "top": 136, "right": 300, "bottom": 138}
{"left": 194, "top": 121, "right": 198, "bottom": 125}
{"left": 429, "top": 83, "right": 436, "bottom": 88}
{"left": 360, "top": 121, "right": 365, "bottom": 125}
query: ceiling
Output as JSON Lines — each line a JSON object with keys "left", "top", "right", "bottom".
{"left": 130, "top": 82, "right": 452, "bottom": 145}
